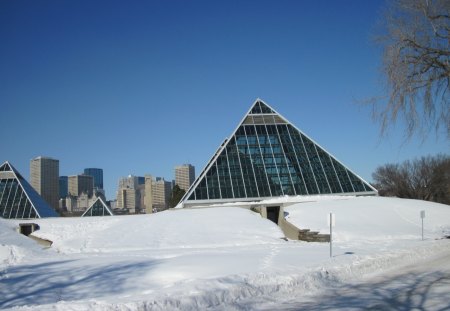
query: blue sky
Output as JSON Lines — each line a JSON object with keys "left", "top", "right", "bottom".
{"left": 1, "top": 0, "right": 448, "bottom": 200}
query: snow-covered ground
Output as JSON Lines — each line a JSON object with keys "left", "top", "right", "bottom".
{"left": 1, "top": 196, "right": 449, "bottom": 310}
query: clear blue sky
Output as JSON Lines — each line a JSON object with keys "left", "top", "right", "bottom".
{"left": 1, "top": 0, "right": 448, "bottom": 200}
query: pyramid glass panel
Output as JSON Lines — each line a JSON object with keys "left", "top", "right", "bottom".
{"left": 181, "top": 100, "right": 377, "bottom": 205}
{"left": 0, "top": 162, "right": 58, "bottom": 219}
{"left": 82, "top": 198, "right": 113, "bottom": 217}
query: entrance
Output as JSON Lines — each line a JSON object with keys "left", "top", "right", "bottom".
{"left": 266, "top": 206, "right": 280, "bottom": 225}
{"left": 19, "top": 223, "right": 39, "bottom": 236}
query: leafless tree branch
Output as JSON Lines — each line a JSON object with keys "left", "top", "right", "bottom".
{"left": 370, "top": 0, "right": 450, "bottom": 140}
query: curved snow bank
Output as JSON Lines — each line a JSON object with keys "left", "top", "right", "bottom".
{"left": 2, "top": 199, "right": 450, "bottom": 310}
{"left": 25, "top": 207, "right": 285, "bottom": 254}
{"left": 285, "top": 196, "right": 450, "bottom": 242}
{"left": 0, "top": 219, "right": 44, "bottom": 268}
{"left": 8, "top": 240, "right": 450, "bottom": 311}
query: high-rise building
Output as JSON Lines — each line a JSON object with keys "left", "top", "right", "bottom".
{"left": 144, "top": 175, "right": 153, "bottom": 214}
{"left": 0, "top": 161, "right": 58, "bottom": 219}
{"left": 68, "top": 175, "right": 94, "bottom": 197}
{"left": 152, "top": 177, "right": 172, "bottom": 212}
{"left": 117, "top": 188, "right": 137, "bottom": 213}
{"left": 83, "top": 168, "right": 103, "bottom": 190}
{"left": 59, "top": 176, "right": 68, "bottom": 198}
{"left": 118, "top": 175, "right": 144, "bottom": 190}
{"left": 116, "top": 175, "right": 146, "bottom": 213}
{"left": 30, "top": 156, "right": 60, "bottom": 210}
{"left": 180, "top": 99, "right": 377, "bottom": 208}
{"left": 116, "top": 175, "right": 172, "bottom": 213}
{"left": 175, "top": 164, "right": 195, "bottom": 191}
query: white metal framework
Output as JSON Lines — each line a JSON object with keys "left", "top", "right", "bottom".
{"left": 81, "top": 197, "right": 114, "bottom": 217}
{"left": 0, "top": 161, "right": 58, "bottom": 219}
{"left": 180, "top": 99, "right": 377, "bottom": 207}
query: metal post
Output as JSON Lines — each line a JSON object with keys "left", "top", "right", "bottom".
{"left": 329, "top": 213, "right": 332, "bottom": 258}
{"left": 420, "top": 210, "right": 425, "bottom": 241}
{"left": 422, "top": 217, "right": 424, "bottom": 241}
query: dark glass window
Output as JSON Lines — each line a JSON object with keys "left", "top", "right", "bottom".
{"left": 316, "top": 148, "right": 343, "bottom": 193}
{"left": 330, "top": 157, "right": 354, "bottom": 193}
{"left": 250, "top": 102, "right": 262, "bottom": 114}
{"left": 287, "top": 126, "right": 319, "bottom": 194}
{"left": 300, "top": 134, "right": 331, "bottom": 194}
{"left": 258, "top": 101, "right": 274, "bottom": 113}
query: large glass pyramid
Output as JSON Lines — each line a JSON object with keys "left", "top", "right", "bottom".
{"left": 181, "top": 99, "right": 376, "bottom": 206}
{"left": 81, "top": 197, "right": 114, "bottom": 217}
{"left": 0, "top": 161, "right": 59, "bottom": 219}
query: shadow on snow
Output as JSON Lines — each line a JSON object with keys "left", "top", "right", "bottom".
{"left": 255, "top": 269, "right": 450, "bottom": 311}
{"left": 0, "top": 258, "right": 160, "bottom": 309}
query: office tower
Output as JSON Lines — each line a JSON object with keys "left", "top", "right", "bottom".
{"left": 175, "top": 164, "right": 195, "bottom": 191}
{"left": 117, "top": 188, "right": 137, "bottom": 213}
{"left": 68, "top": 175, "right": 94, "bottom": 197}
{"left": 144, "top": 175, "right": 153, "bottom": 214}
{"left": 0, "top": 161, "right": 58, "bottom": 219}
{"left": 59, "top": 176, "right": 68, "bottom": 198}
{"left": 118, "top": 175, "right": 144, "bottom": 190}
{"left": 152, "top": 177, "right": 172, "bottom": 211}
{"left": 30, "top": 156, "right": 60, "bottom": 210}
{"left": 83, "top": 168, "right": 103, "bottom": 190}
{"left": 116, "top": 175, "right": 145, "bottom": 213}
{"left": 180, "top": 99, "right": 377, "bottom": 208}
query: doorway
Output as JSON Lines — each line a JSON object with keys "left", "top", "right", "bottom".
{"left": 266, "top": 206, "right": 280, "bottom": 224}
{"left": 19, "top": 223, "right": 39, "bottom": 236}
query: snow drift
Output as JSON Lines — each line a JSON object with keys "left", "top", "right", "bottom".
{"left": 1, "top": 196, "right": 449, "bottom": 310}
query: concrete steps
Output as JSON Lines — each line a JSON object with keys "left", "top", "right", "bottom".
{"left": 279, "top": 219, "right": 330, "bottom": 242}
{"left": 298, "top": 228, "right": 330, "bottom": 242}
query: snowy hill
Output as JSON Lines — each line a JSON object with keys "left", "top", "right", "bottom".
{"left": 285, "top": 196, "right": 450, "bottom": 241}
{"left": 1, "top": 196, "right": 450, "bottom": 310}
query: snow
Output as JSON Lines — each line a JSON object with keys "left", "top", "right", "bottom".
{"left": 285, "top": 196, "right": 450, "bottom": 242}
{"left": 1, "top": 196, "right": 450, "bottom": 310}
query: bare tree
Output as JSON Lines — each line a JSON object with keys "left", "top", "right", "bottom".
{"left": 372, "top": 0, "right": 450, "bottom": 139}
{"left": 373, "top": 154, "right": 450, "bottom": 204}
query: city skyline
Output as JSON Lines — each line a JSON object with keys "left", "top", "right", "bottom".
{"left": 1, "top": 1, "right": 448, "bottom": 201}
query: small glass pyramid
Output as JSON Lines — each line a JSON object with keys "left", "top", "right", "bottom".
{"left": 0, "top": 161, "right": 58, "bottom": 219}
{"left": 81, "top": 197, "right": 114, "bottom": 217}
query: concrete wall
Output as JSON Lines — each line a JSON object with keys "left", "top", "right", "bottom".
{"left": 250, "top": 204, "right": 330, "bottom": 242}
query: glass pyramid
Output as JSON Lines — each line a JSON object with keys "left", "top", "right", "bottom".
{"left": 0, "top": 161, "right": 59, "bottom": 219}
{"left": 81, "top": 197, "right": 114, "bottom": 217}
{"left": 181, "top": 99, "right": 376, "bottom": 205}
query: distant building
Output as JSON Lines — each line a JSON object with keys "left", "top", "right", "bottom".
{"left": 83, "top": 168, "right": 103, "bottom": 191}
{"left": 0, "top": 161, "right": 58, "bottom": 219}
{"left": 175, "top": 164, "right": 195, "bottom": 191}
{"left": 152, "top": 177, "right": 172, "bottom": 212}
{"left": 116, "top": 175, "right": 172, "bottom": 213}
{"left": 68, "top": 175, "right": 94, "bottom": 197}
{"left": 137, "top": 176, "right": 145, "bottom": 185}
{"left": 118, "top": 175, "right": 144, "bottom": 190}
{"left": 144, "top": 175, "right": 153, "bottom": 214}
{"left": 63, "top": 192, "right": 101, "bottom": 213}
{"left": 30, "top": 156, "right": 59, "bottom": 210}
{"left": 117, "top": 188, "right": 138, "bottom": 213}
{"left": 59, "top": 176, "right": 68, "bottom": 198}
{"left": 108, "top": 199, "right": 117, "bottom": 209}
{"left": 116, "top": 175, "right": 146, "bottom": 213}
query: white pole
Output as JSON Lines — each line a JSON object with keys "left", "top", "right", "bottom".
{"left": 422, "top": 217, "right": 424, "bottom": 241}
{"left": 420, "top": 210, "right": 425, "bottom": 241}
{"left": 329, "top": 213, "right": 332, "bottom": 258}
